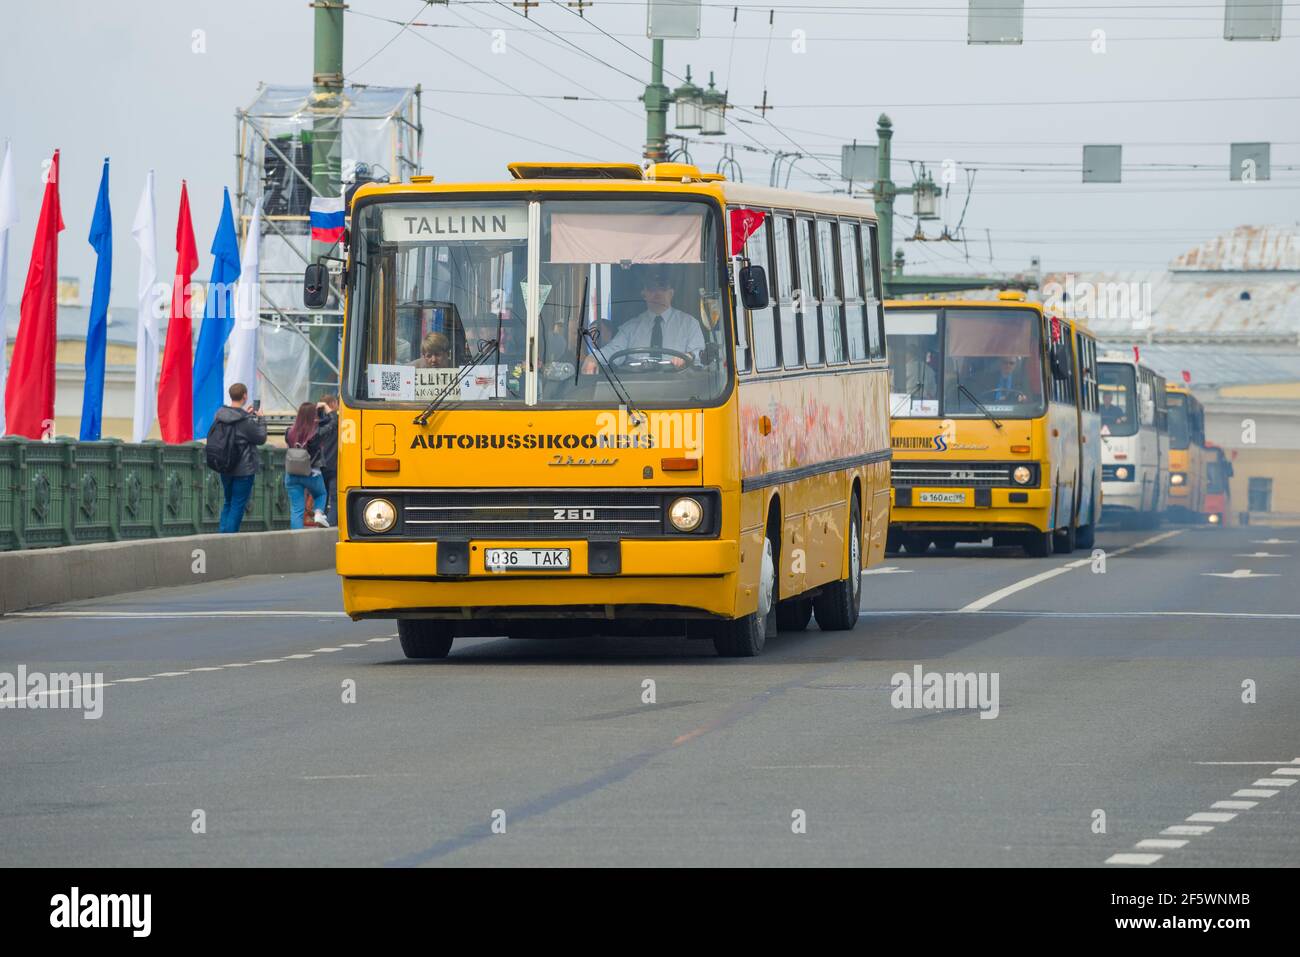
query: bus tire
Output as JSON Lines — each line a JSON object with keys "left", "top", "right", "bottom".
{"left": 715, "top": 531, "right": 777, "bottom": 657}
{"left": 1023, "top": 529, "right": 1054, "bottom": 558}
{"left": 813, "top": 497, "right": 862, "bottom": 632}
{"left": 1053, "top": 521, "right": 1076, "bottom": 554}
{"left": 775, "top": 596, "right": 813, "bottom": 632}
{"left": 397, "top": 619, "right": 455, "bottom": 659}
{"left": 1075, "top": 523, "right": 1095, "bottom": 550}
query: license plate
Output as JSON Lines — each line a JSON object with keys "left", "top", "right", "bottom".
{"left": 918, "top": 492, "right": 967, "bottom": 504}
{"left": 484, "top": 548, "right": 571, "bottom": 571}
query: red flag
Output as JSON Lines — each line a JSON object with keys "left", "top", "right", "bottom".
{"left": 1132, "top": 345, "right": 1141, "bottom": 363}
{"left": 4, "top": 149, "right": 64, "bottom": 439}
{"left": 729, "top": 208, "right": 766, "bottom": 256}
{"left": 1182, "top": 370, "right": 1191, "bottom": 384}
{"left": 157, "top": 181, "right": 199, "bottom": 443}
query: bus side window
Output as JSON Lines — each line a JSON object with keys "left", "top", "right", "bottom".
{"left": 746, "top": 216, "right": 779, "bottom": 371}
{"left": 795, "top": 217, "right": 822, "bottom": 364}
{"left": 772, "top": 214, "right": 800, "bottom": 369}
{"left": 863, "top": 222, "right": 886, "bottom": 359}
{"left": 840, "top": 220, "right": 867, "bottom": 361}
{"left": 816, "top": 219, "right": 846, "bottom": 363}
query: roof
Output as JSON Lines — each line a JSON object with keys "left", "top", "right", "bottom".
{"left": 1112, "top": 343, "right": 1300, "bottom": 390}
{"left": 1171, "top": 225, "right": 1300, "bottom": 272}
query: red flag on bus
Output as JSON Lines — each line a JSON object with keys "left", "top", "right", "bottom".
{"left": 1133, "top": 345, "right": 1141, "bottom": 363}
{"left": 4, "top": 149, "right": 64, "bottom": 439}
{"left": 1182, "top": 370, "right": 1191, "bottom": 384}
{"left": 729, "top": 208, "right": 766, "bottom": 256}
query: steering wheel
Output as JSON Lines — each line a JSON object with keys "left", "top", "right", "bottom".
{"left": 977, "top": 388, "right": 1023, "bottom": 403}
{"left": 606, "top": 347, "right": 692, "bottom": 371}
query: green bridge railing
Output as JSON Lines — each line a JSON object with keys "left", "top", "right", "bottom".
{"left": 0, "top": 438, "right": 293, "bottom": 551}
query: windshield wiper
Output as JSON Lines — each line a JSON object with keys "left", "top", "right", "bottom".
{"left": 412, "top": 338, "right": 500, "bottom": 426}
{"left": 891, "top": 379, "right": 926, "bottom": 417}
{"left": 573, "top": 275, "right": 589, "bottom": 387}
{"left": 582, "top": 327, "right": 645, "bottom": 426}
{"left": 956, "top": 381, "right": 1003, "bottom": 430}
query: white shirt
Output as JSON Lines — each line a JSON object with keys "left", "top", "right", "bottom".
{"left": 602, "top": 306, "right": 705, "bottom": 360}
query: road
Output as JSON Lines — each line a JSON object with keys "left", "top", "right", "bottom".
{"left": 1, "top": 523, "right": 1297, "bottom": 867}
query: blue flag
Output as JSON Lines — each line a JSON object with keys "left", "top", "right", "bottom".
{"left": 80, "top": 159, "right": 111, "bottom": 441}
{"left": 192, "top": 188, "right": 241, "bottom": 438}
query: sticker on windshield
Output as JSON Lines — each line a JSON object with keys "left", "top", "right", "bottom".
{"left": 367, "top": 363, "right": 415, "bottom": 400}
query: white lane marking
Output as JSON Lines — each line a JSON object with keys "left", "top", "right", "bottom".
{"left": 1212, "top": 800, "right": 1258, "bottom": 810}
{"left": 149, "top": 672, "right": 190, "bottom": 678}
{"left": 283, "top": 654, "right": 314, "bottom": 660}
{"left": 1187, "top": 812, "right": 1237, "bottom": 823}
{"left": 188, "top": 666, "right": 224, "bottom": 672}
{"left": 1254, "top": 778, "right": 1296, "bottom": 787}
{"left": 6, "top": 610, "right": 349, "bottom": 619}
{"left": 251, "top": 659, "right": 285, "bottom": 665}
{"left": 366, "top": 637, "right": 394, "bottom": 643}
{"left": 959, "top": 529, "right": 1183, "bottom": 612}
{"left": 1234, "top": 789, "right": 1279, "bottom": 798}
{"left": 114, "top": 676, "right": 155, "bottom": 683}
{"left": 1202, "top": 569, "right": 1279, "bottom": 579}
{"left": 1, "top": 681, "right": 113, "bottom": 705}
{"left": 1253, "top": 538, "right": 1296, "bottom": 544}
{"left": 1235, "top": 552, "right": 1288, "bottom": 558}
{"left": 1162, "top": 825, "right": 1214, "bottom": 836}
{"left": 1106, "top": 853, "right": 1163, "bottom": 865}
{"left": 222, "top": 662, "right": 256, "bottom": 668}
{"left": 339, "top": 643, "right": 367, "bottom": 648}
{"left": 312, "top": 647, "right": 343, "bottom": 653}
{"left": 1136, "top": 838, "right": 1188, "bottom": 849}
{"left": 859, "top": 609, "right": 1300, "bottom": 620}
{"left": 861, "top": 566, "right": 912, "bottom": 575}
{"left": 1195, "top": 760, "right": 1300, "bottom": 765}
{"left": 1270, "top": 767, "right": 1300, "bottom": 776}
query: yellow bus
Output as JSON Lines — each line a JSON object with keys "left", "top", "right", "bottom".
{"left": 1165, "top": 382, "right": 1206, "bottom": 521}
{"left": 310, "top": 162, "right": 892, "bottom": 658}
{"left": 883, "top": 294, "right": 1101, "bottom": 556}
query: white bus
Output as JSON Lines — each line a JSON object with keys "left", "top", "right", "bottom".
{"left": 1098, "top": 352, "right": 1169, "bottom": 528}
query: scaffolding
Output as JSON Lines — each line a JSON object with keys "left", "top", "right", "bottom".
{"left": 234, "top": 83, "right": 422, "bottom": 410}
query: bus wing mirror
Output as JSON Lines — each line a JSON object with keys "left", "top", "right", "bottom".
{"left": 738, "top": 264, "right": 769, "bottom": 311}
{"left": 304, "top": 262, "right": 330, "bottom": 309}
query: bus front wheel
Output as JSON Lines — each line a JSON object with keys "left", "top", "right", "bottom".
{"left": 775, "top": 596, "right": 813, "bottom": 632}
{"left": 397, "top": 619, "right": 455, "bottom": 659}
{"left": 1023, "top": 529, "right": 1054, "bottom": 558}
{"left": 813, "top": 497, "right": 863, "bottom": 631}
{"left": 715, "top": 532, "right": 777, "bottom": 657}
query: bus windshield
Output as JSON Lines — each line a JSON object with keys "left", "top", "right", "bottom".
{"left": 1099, "top": 363, "right": 1138, "bottom": 436}
{"left": 885, "top": 307, "right": 1045, "bottom": 418}
{"left": 346, "top": 196, "right": 730, "bottom": 408}
{"left": 1167, "top": 392, "right": 1190, "bottom": 449}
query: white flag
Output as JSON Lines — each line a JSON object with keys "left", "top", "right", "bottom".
{"left": 0, "top": 141, "right": 17, "bottom": 436}
{"left": 225, "top": 200, "right": 261, "bottom": 403}
{"left": 132, "top": 169, "right": 162, "bottom": 443}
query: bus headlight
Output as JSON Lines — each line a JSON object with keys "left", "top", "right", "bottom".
{"left": 1012, "top": 466, "right": 1032, "bottom": 485}
{"left": 1115, "top": 466, "right": 1130, "bottom": 480}
{"left": 668, "top": 496, "right": 703, "bottom": 532}
{"left": 1208, "top": 513, "right": 1221, "bottom": 525}
{"left": 363, "top": 498, "right": 397, "bottom": 533}
{"left": 1170, "top": 472, "right": 1186, "bottom": 486}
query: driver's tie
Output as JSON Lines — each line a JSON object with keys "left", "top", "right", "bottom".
{"left": 650, "top": 314, "right": 664, "bottom": 350}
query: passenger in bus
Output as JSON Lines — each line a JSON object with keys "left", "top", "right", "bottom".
{"left": 411, "top": 332, "right": 452, "bottom": 369}
{"left": 1101, "top": 391, "right": 1128, "bottom": 429}
{"left": 978, "top": 356, "right": 1030, "bottom": 403}
{"left": 581, "top": 266, "right": 704, "bottom": 373}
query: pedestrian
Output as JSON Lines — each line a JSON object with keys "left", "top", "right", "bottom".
{"left": 318, "top": 393, "right": 340, "bottom": 527}
{"left": 283, "top": 400, "right": 335, "bottom": 529}
{"left": 205, "top": 382, "right": 267, "bottom": 533}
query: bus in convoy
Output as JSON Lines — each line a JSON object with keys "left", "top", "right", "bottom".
{"left": 306, "top": 162, "right": 892, "bottom": 659}
{"left": 883, "top": 293, "right": 1102, "bottom": 557}
{"left": 1097, "top": 350, "right": 1169, "bottom": 528}
{"left": 1202, "top": 441, "right": 1233, "bottom": 526}
{"left": 1164, "top": 382, "right": 1207, "bottom": 521}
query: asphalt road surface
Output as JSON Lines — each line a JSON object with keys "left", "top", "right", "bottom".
{"left": 2, "top": 522, "right": 1297, "bottom": 867}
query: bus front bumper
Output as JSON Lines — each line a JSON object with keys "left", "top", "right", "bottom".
{"left": 337, "top": 539, "right": 740, "bottom": 619}
{"left": 889, "top": 486, "right": 1053, "bottom": 534}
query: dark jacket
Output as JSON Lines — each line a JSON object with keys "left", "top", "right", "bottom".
{"left": 317, "top": 411, "right": 339, "bottom": 474}
{"left": 288, "top": 412, "right": 337, "bottom": 472}
{"left": 213, "top": 405, "right": 268, "bottom": 477}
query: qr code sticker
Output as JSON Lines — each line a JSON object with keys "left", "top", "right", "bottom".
{"left": 381, "top": 370, "right": 401, "bottom": 393}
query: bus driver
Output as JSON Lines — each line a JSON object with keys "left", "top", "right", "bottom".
{"left": 581, "top": 266, "right": 704, "bottom": 373}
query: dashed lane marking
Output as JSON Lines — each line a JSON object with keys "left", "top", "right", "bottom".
{"left": 1105, "top": 853, "right": 1163, "bottom": 865}
{"left": 1187, "top": 812, "right": 1237, "bottom": 823}
{"left": 1212, "top": 800, "right": 1258, "bottom": 810}
{"left": 1136, "top": 838, "right": 1188, "bottom": 849}
{"left": 1162, "top": 825, "right": 1214, "bottom": 836}
{"left": 959, "top": 529, "right": 1184, "bottom": 613}
{"left": 1254, "top": 778, "right": 1296, "bottom": 787}
{"left": 1234, "top": 789, "right": 1279, "bottom": 798}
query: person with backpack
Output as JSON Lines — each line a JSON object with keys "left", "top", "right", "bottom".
{"left": 207, "top": 382, "right": 268, "bottom": 533}
{"left": 284, "top": 401, "right": 336, "bottom": 529}
{"left": 317, "top": 393, "right": 340, "bottom": 527}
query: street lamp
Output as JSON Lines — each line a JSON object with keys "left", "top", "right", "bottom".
{"left": 699, "top": 72, "right": 727, "bottom": 136}
{"left": 672, "top": 66, "right": 704, "bottom": 130}
{"left": 912, "top": 166, "right": 941, "bottom": 220}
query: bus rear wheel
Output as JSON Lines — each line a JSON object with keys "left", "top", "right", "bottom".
{"left": 813, "top": 497, "right": 862, "bottom": 631}
{"left": 397, "top": 619, "right": 455, "bottom": 659}
{"left": 715, "top": 532, "right": 777, "bottom": 657}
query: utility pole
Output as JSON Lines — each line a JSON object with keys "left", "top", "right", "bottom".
{"left": 871, "top": 113, "right": 1034, "bottom": 298}
{"left": 310, "top": 0, "right": 345, "bottom": 396}
{"left": 643, "top": 39, "right": 669, "bottom": 162}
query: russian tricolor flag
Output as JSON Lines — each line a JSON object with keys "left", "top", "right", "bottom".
{"left": 309, "top": 196, "right": 345, "bottom": 244}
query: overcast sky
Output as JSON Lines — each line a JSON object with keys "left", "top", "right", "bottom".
{"left": 2, "top": 0, "right": 1296, "bottom": 309}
